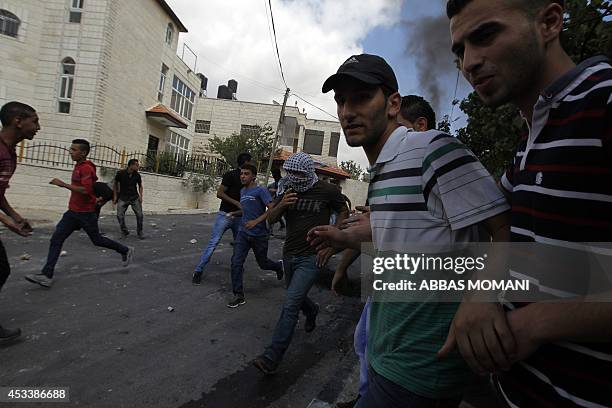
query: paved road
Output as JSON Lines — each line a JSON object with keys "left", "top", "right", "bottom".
{"left": 0, "top": 214, "right": 363, "bottom": 408}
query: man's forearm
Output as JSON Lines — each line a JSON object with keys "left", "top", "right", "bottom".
{"left": 519, "top": 301, "right": 612, "bottom": 344}
{"left": 267, "top": 204, "right": 286, "bottom": 224}
{"left": 0, "top": 196, "right": 21, "bottom": 221}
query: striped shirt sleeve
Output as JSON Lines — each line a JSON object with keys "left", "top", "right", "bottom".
{"left": 422, "top": 134, "right": 509, "bottom": 231}
{"left": 0, "top": 149, "right": 14, "bottom": 200}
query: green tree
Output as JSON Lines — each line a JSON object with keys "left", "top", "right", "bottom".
{"left": 208, "top": 123, "right": 277, "bottom": 170}
{"left": 455, "top": 0, "right": 611, "bottom": 177}
{"left": 340, "top": 160, "right": 364, "bottom": 180}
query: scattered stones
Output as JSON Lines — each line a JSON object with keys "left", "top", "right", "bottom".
{"left": 167, "top": 306, "right": 175, "bottom": 312}
{"left": 190, "top": 239, "right": 197, "bottom": 244}
{"left": 60, "top": 250, "right": 68, "bottom": 257}
{"left": 20, "top": 253, "right": 31, "bottom": 261}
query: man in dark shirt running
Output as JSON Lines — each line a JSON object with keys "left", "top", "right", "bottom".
{"left": 192, "top": 153, "right": 252, "bottom": 285}
{"left": 113, "top": 159, "right": 144, "bottom": 239}
{"left": 253, "top": 152, "right": 349, "bottom": 374}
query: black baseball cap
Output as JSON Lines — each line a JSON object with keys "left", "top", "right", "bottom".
{"left": 322, "top": 54, "right": 398, "bottom": 93}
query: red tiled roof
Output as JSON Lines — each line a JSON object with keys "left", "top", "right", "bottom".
{"left": 146, "top": 104, "right": 188, "bottom": 128}
{"left": 315, "top": 165, "right": 351, "bottom": 179}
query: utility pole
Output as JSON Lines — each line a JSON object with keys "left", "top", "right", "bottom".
{"left": 264, "top": 87, "right": 290, "bottom": 186}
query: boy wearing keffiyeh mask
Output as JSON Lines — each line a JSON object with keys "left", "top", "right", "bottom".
{"left": 253, "top": 152, "right": 349, "bottom": 374}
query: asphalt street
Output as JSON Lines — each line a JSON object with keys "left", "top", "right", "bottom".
{"left": 0, "top": 213, "right": 364, "bottom": 408}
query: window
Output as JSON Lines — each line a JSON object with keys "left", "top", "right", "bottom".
{"left": 165, "top": 23, "right": 173, "bottom": 45}
{"left": 167, "top": 131, "right": 190, "bottom": 159}
{"left": 303, "top": 129, "right": 324, "bottom": 155}
{"left": 157, "top": 64, "right": 168, "bottom": 102}
{"left": 195, "top": 120, "right": 211, "bottom": 134}
{"left": 240, "top": 124, "right": 259, "bottom": 137}
{"left": 58, "top": 57, "right": 76, "bottom": 114}
{"left": 328, "top": 132, "right": 340, "bottom": 157}
{"left": 69, "top": 0, "right": 84, "bottom": 23}
{"left": 170, "top": 75, "right": 195, "bottom": 120}
{"left": 0, "top": 9, "right": 20, "bottom": 38}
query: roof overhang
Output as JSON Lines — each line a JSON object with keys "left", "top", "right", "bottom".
{"left": 146, "top": 104, "right": 188, "bottom": 128}
{"left": 155, "top": 0, "right": 188, "bottom": 32}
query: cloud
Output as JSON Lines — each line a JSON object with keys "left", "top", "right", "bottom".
{"left": 165, "top": 0, "right": 403, "bottom": 170}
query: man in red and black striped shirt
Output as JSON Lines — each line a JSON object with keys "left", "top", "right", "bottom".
{"left": 446, "top": 0, "right": 612, "bottom": 406}
{"left": 0, "top": 102, "right": 39, "bottom": 344}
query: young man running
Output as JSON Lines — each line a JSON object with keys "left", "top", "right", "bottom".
{"left": 253, "top": 152, "right": 349, "bottom": 374}
{"left": 25, "top": 139, "right": 133, "bottom": 288}
{"left": 225, "top": 162, "right": 283, "bottom": 308}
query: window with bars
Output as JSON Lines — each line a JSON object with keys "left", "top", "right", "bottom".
{"left": 170, "top": 75, "right": 195, "bottom": 120}
{"left": 158, "top": 64, "right": 168, "bottom": 102}
{"left": 58, "top": 57, "right": 76, "bottom": 114}
{"left": 303, "top": 129, "right": 324, "bottom": 155}
{"left": 195, "top": 120, "right": 211, "bottom": 134}
{"left": 0, "top": 9, "right": 20, "bottom": 38}
{"left": 328, "top": 132, "right": 340, "bottom": 157}
{"left": 167, "top": 131, "right": 190, "bottom": 158}
{"left": 69, "top": 0, "right": 84, "bottom": 23}
{"left": 240, "top": 124, "right": 259, "bottom": 137}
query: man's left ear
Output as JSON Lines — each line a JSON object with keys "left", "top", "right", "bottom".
{"left": 538, "top": 2, "right": 564, "bottom": 44}
{"left": 387, "top": 92, "right": 401, "bottom": 119}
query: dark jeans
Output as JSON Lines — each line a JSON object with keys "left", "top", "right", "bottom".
{"left": 0, "top": 239, "right": 9, "bottom": 289}
{"left": 117, "top": 198, "right": 143, "bottom": 234}
{"left": 230, "top": 230, "right": 282, "bottom": 296}
{"left": 42, "top": 211, "right": 128, "bottom": 278}
{"left": 355, "top": 367, "right": 462, "bottom": 408}
{"left": 264, "top": 254, "right": 319, "bottom": 364}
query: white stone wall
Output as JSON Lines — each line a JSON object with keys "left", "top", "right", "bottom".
{"left": 5, "top": 163, "right": 222, "bottom": 214}
{"left": 0, "top": 0, "right": 200, "bottom": 154}
{"left": 97, "top": 0, "right": 200, "bottom": 153}
{"left": 340, "top": 178, "right": 369, "bottom": 209}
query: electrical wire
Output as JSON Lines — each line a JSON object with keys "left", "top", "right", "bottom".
{"left": 292, "top": 93, "right": 338, "bottom": 120}
{"left": 267, "top": 0, "right": 289, "bottom": 89}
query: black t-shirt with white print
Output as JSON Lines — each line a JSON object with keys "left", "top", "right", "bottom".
{"left": 280, "top": 180, "right": 347, "bottom": 256}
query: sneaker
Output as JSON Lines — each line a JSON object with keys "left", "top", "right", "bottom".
{"left": 0, "top": 325, "right": 21, "bottom": 344}
{"left": 336, "top": 395, "right": 361, "bottom": 408}
{"left": 253, "top": 355, "right": 278, "bottom": 375}
{"left": 192, "top": 272, "right": 202, "bottom": 286}
{"left": 122, "top": 247, "right": 134, "bottom": 267}
{"left": 305, "top": 303, "right": 319, "bottom": 333}
{"left": 137, "top": 233, "right": 145, "bottom": 240}
{"left": 121, "top": 231, "right": 129, "bottom": 238}
{"left": 24, "top": 273, "right": 53, "bottom": 288}
{"left": 276, "top": 260, "right": 284, "bottom": 281}
{"left": 226, "top": 296, "right": 246, "bottom": 308}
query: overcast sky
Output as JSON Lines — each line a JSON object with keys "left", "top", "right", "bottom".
{"left": 166, "top": 0, "right": 473, "bottom": 170}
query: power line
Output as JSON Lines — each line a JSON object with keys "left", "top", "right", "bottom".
{"left": 292, "top": 93, "right": 338, "bottom": 120}
{"left": 267, "top": 0, "right": 289, "bottom": 88}
{"left": 263, "top": 0, "right": 285, "bottom": 87}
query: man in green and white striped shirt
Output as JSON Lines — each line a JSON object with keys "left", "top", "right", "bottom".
{"left": 310, "top": 54, "right": 510, "bottom": 407}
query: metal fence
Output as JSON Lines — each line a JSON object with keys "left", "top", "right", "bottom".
{"left": 17, "top": 141, "right": 231, "bottom": 178}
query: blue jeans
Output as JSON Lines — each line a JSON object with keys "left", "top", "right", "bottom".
{"left": 230, "top": 230, "right": 282, "bottom": 296}
{"left": 194, "top": 211, "right": 240, "bottom": 273}
{"left": 355, "top": 299, "right": 371, "bottom": 397}
{"left": 355, "top": 367, "right": 462, "bottom": 408}
{"left": 42, "top": 211, "right": 129, "bottom": 278}
{"left": 264, "top": 254, "right": 319, "bottom": 363}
